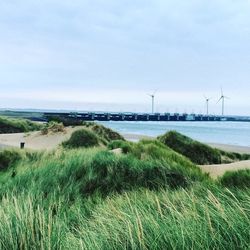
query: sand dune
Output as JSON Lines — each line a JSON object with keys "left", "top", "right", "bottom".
{"left": 200, "top": 160, "right": 250, "bottom": 179}
{"left": 0, "top": 126, "right": 83, "bottom": 150}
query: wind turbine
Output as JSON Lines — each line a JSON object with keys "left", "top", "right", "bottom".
{"left": 217, "top": 88, "right": 229, "bottom": 116}
{"left": 204, "top": 95, "right": 212, "bottom": 115}
{"left": 148, "top": 90, "right": 157, "bottom": 114}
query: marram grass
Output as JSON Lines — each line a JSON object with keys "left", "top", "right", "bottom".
{"left": 0, "top": 187, "right": 250, "bottom": 249}
{"left": 0, "top": 136, "right": 250, "bottom": 249}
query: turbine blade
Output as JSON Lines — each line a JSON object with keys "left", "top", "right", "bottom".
{"left": 217, "top": 97, "right": 222, "bottom": 104}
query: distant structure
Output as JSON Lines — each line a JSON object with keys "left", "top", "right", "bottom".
{"left": 148, "top": 90, "right": 157, "bottom": 114}
{"left": 204, "top": 95, "right": 211, "bottom": 115}
{"left": 217, "top": 88, "right": 229, "bottom": 116}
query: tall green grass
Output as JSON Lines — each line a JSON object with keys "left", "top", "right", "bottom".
{"left": 0, "top": 128, "right": 250, "bottom": 249}
{"left": 219, "top": 169, "right": 250, "bottom": 189}
{"left": 0, "top": 185, "right": 250, "bottom": 249}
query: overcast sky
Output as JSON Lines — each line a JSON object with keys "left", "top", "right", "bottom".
{"left": 0, "top": 0, "right": 250, "bottom": 115}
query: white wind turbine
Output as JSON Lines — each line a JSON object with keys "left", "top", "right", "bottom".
{"left": 204, "top": 95, "right": 212, "bottom": 115}
{"left": 148, "top": 90, "right": 157, "bottom": 114}
{"left": 217, "top": 88, "right": 229, "bottom": 116}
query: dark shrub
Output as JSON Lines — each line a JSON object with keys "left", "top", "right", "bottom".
{"left": 0, "top": 150, "right": 22, "bottom": 171}
{"left": 62, "top": 129, "right": 100, "bottom": 148}
{"left": 158, "top": 131, "right": 221, "bottom": 165}
{"left": 219, "top": 169, "right": 250, "bottom": 188}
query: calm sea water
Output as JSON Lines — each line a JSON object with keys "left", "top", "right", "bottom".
{"left": 98, "top": 121, "right": 250, "bottom": 146}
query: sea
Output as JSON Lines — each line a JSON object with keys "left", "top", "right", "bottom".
{"left": 98, "top": 121, "right": 250, "bottom": 146}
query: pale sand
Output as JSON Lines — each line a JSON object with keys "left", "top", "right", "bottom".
{"left": 0, "top": 126, "right": 84, "bottom": 150}
{"left": 207, "top": 143, "right": 250, "bottom": 154}
{"left": 199, "top": 160, "right": 250, "bottom": 179}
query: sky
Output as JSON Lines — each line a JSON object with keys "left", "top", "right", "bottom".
{"left": 0, "top": 0, "right": 250, "bottom": 115}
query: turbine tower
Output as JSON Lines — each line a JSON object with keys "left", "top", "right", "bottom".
{"left": 204, "top": 95, "right": 211, "bottom": 115}
{"left": 217, "top": 88, "right": 229, "bottom": 116}
{"left": 148, "top": 90, "right": 157, "bottom": 114}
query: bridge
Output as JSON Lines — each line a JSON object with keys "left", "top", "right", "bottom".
{"left": 1, "top": 110, "right": 249, "bottom": 122}
{"left": 43, "top": 112, "right": 250, "bottom": 122}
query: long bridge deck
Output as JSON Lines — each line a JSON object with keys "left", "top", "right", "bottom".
{"left": 1, "top": 110, "right": 249, "bottom": 122}
{"left": 43, "top": 112, "right": 250, "bottom": 122}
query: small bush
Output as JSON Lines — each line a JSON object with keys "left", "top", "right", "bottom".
{"left": 0, "top": 150, "right": 22, "bottom": 171}
{"left": 62, "top": 129, "right": 100, "bottom": 148}
{"left": 219, "top": 169, "right": 250, "bottom": 188}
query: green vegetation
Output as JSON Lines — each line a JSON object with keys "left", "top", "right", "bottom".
{"left": 46, "top": 115, "right": 125, "bottom": 143}
{"left": 158, "top": 130, "right": 250, "bottom": 165}
{"left": 109, "top": 139, "right": 207, "bottom": 183}
{"left": 108, "top": 139, "right": 133, "bottom": 153}
{"left": 90, "top": 123, "right": 125, "bottom": 143}
{"left": 0, "top": 116, "right": 43, "bottom": 134}
{"left": 0, "top": 149, "right": 21, "bottom": 171}
{"left": 62, "top": 129, "right": 101, "bottom": 148}
{"left": 219, "top": 169, "right": 250, "bottom": 189}
{"left": 0, "top": 124, "right": 250, "bottom": 249}
{"left": 61, "top": 122, "right": 125, "bottom": 148}
{"left": 41, "top": 121, "right": 65, "bottom": 135}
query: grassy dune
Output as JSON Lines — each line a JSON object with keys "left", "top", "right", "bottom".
{"left": 158, "top": 130, "right": 250, "bottom": 165}
{"left": 0, "top": 123, "right": 250, "bottom": 249}
{"left": 0, "top": 116, "right": 43, "bottom": 134}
